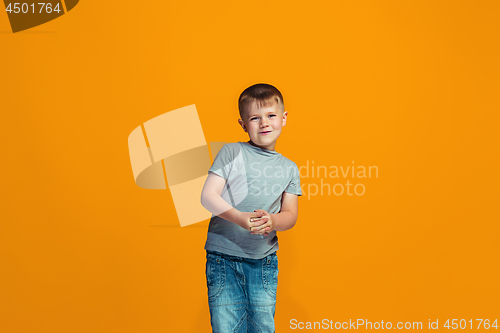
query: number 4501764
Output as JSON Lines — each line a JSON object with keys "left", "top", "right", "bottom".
{"left": 6, "top": 3, "right": 61, "bottom": 14}
{"left": 444, "top": 319, "right": 498, "bottom": 330}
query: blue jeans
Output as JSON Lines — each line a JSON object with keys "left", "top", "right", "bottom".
{"left": 206, "top": 250, "right": 278, "bottom": 333}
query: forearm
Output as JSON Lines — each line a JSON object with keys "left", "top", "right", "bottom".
{"left": 201, "top": 192, "right": 243, "bottom": 227}
{"left": 271, "top": 211, "right": 297, "bottom": 231}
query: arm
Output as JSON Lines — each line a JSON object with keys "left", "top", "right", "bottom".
{"left": 200, "top": 172, "right": 255, "bottom": 231}
{"left": 272, "top": 192, "right": 299, "bottom": 231}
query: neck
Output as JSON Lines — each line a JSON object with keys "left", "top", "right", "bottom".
{"left": 247, "top": 140, "right": 276, "bottom": 151}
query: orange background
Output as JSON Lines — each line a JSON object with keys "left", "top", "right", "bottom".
{"left": 1, "top": 1, "right": 499, "bottom": 332}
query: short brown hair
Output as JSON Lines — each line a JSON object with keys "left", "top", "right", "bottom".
{"left": 238, "top": 83, "right": 285, "bottom": 119}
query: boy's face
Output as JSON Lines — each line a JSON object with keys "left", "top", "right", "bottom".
{"left": 238, "top": 101, "right": 287, "bottom": 151}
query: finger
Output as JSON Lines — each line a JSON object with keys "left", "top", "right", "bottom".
{"left": 253, "top": 210, "right": 265, "bottom": 217}
{"left": 251, "top": 226, "right": 271, "bottom": 233}
{"left": 249, "top": 214, "right": 263, "bottom": 221}
{"left": 250, "top": 226, "right": 270, "bottom": 234}
{"left": 251, "top": 222, "right": 270, "bottom": 232}
{"left": 259, "top": 229, "right": 270, "bottom": 237}
{"left": 251, "top": 212, "right": 264, "bottom": 217}
{"left": 250, "top": 215, "right": 264, "bottom": 221}
{"left": 251, "top": 213, "right": 268, "bottom": 220}
{"left": 250, "top": 217, "right": 268, "bottom": 226}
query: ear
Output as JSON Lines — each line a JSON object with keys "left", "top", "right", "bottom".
{"left": 282, "top": 111, "right": 288, "bottom": 127}
{"left": 238, "top": 119, "right": 247, "bottom": 132}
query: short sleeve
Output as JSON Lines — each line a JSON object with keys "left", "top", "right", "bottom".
{"left": 284, "top": 163, "right": 302, "bottom": 196}
{"left": 208, "top": 144, "right": 233, "bottom": 180}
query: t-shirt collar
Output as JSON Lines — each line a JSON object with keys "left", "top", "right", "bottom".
{"left": 238, "top": 141, "right": 282, "bottom": 156}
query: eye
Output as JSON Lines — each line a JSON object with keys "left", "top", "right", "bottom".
{"left": 269, "top": 114, "right": 276, "bottom": 118}
{"left": 250, "top": 117, "right": 259, "bottom": 121}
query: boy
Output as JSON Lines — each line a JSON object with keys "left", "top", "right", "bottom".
{"left": 200, "top": 83, "right": 302, "bottom": 333}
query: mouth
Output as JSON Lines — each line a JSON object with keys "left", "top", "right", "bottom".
{"left": 259, "top": 131, "right": 272, "bottom": 135}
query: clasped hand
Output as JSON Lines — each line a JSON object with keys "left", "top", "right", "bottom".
{"left": 240, "top": 209, "right": 273, "bottom": 237}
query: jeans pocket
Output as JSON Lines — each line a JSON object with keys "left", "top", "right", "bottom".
{"left": 262, "top": 253, "right": 278, "bottom": 299}
{"left": 206, "top": 252, "right": 225, "bottom": 302}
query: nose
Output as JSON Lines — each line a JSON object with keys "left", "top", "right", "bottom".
{"left": 260, "top": 119, "right": 269, "bottom": 128}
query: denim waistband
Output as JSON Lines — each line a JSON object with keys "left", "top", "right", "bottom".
{"left": 206, "top": 250, "right": 277, "bottom": 262}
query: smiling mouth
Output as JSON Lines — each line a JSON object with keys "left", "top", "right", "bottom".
{"left": 259, "top": 131, "right": 272, "bottom": 135}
